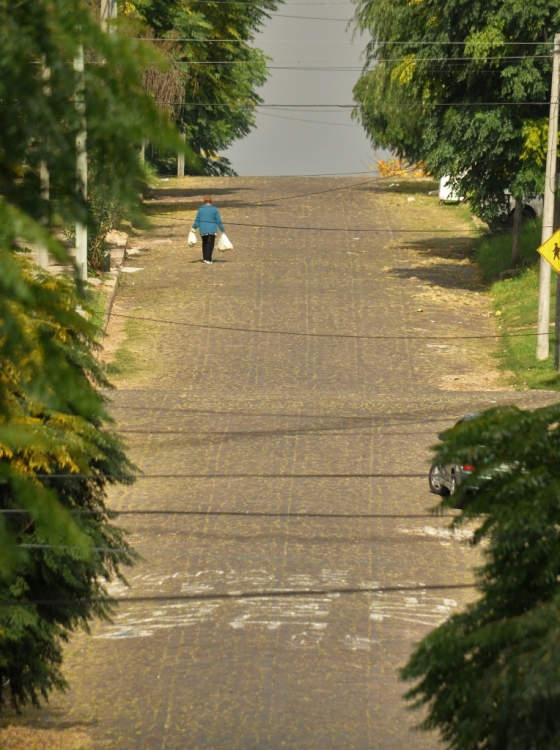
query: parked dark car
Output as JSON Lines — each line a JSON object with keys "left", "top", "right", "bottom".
{"left": 428, "top": 414, "right": 478, "bottom": 506}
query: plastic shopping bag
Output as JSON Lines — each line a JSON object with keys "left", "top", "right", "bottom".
{"left": 217, "top": 232, "right": 233, "bottom": 252}
{"left": 188, "top": 230, "right": 197, "bottom": 247}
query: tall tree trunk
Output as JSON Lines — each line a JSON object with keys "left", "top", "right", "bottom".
{"left": 511, "top": 197, "right": 523, "bottom": 266}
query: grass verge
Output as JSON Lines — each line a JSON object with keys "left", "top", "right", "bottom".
{"left": 475, "top": 220, "right": 542, "bottom": 281}
{"left": 0, "top": 724, "right": 91, "bottom": 750}
{"left": 474, "top": 220, "right": 560, "bottom": 390}
{"left": 85, "top": 282, "right": 111, "bottom": 334}
{"left": 105, "top": 318, "right": 147, "bottom": 378}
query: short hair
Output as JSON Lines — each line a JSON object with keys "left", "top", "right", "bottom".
{"left": 203, "top": 195, "right": 212, "bottom": 204}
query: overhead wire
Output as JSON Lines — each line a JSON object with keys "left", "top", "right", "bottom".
{"left": 1, "top": 509, "right": 451, "bottom": 519}
{"left": 270, "top": 13, "right": 351, "bottom": 20}
{"left": 0, "top": 582, "right": 476, "bottom": 608}
{"left": 138, "top": 38, "right": 553, "bottom": 47}
{"left": 27, "top": 472, "right": 428, "bottom": 479}
{"left": 255, "top": 112, "right": 362, "bottom": 125}
{"left": 171, "top": 1, "right": 354, "bottom": 3}
{"left": 155, "top": 100, "right": 549, "bottom": 107}
{"left": 154, "top": 217, "right": 484, "bottom": 232}
{"left": 106, "top": 407, "right": 475, "bottom": 426}
{"left": 106, "top": 312, "right": 539, "bottom": 343}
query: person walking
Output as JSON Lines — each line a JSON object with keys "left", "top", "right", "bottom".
{"left": 191, "top": 195, "right": 225, "bottom": 264}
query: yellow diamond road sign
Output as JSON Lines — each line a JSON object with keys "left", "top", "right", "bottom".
{"left": 537, "top": 228, "right": 560, "bottom": 273}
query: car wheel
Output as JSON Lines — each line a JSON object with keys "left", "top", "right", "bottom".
{"left": 450, "top": 476, "right": 467, "bottom": 509}
{"left": 429, "top": 465, "right": 450, "bottom": 495}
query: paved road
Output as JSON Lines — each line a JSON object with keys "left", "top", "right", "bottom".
{"left": 49, "top": 177, "right": 556, "bottom": 749}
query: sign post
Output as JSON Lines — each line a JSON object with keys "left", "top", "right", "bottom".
{"left": 536, "top": 228, "right": 560, "bottom": 370}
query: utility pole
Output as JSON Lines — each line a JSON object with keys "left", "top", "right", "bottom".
{"left": 37, "top": 62, "right": 51, "bottom": 270}
{"left": 74, "top": 44, "right": 87, "bottom": 281}
{"left": 177, "top": 131, "right": 186, "bottom": 177}
{"left": 537, "top": 33, "right": 560, "bottom": 360}
{"left": 100, "top": 0, "right": 117, "bottom": 32}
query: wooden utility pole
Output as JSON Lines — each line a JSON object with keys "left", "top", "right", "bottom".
{"left": 537, "top": 33, "right": 560, "bottom": 360}
{"left": 74, "top": 44, "right": 87, "bottom": 281}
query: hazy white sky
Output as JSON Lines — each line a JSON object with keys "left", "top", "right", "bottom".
{"left": 223, "top": 0, "right": 380, "bottom": 176}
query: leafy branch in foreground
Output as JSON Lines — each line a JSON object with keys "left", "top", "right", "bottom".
{"left": 0, "top": 0, "right": 183, "bottom": 708}
{"left": 402, "top": 404, "right": 560, "bottom": 749}
{"left": 0, "top": 256, "right": 139, "bottom": 710}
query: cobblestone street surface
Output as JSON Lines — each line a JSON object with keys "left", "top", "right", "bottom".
{"left": 50, "top": 177, "right": 557, "bottom": 748}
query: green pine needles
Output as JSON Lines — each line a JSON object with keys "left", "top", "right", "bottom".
{"left": 402, "top": 405, "right": 560, "bottom": 749}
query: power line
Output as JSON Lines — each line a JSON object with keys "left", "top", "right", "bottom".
{"left": 107, "top": 312, "right": 533, "bottom": 342}
{"left": 110, "top": 404, "right": 463, "bottom": 425}
{"left": 2, "top": 509, "right": 446, "bottom": 519}
{"left": 257, "top": 111, "right": 361, "bottom": 126}
{"left": 31, "top": 472, "right": 428, "bottom": 479}
{"left": 173, "top": 62, "right": 531, "bottom": 71}
{"left": 174, "top": 1, "right": 353, "bottom": 3}
{"left": 138, "top": 38, "right": 552, "bottom": 47}
{"left": 259, "top": 172, "right": 403, "bottom": 202}
{"left": 0, "top": 582, "right": 475, "bottom": 608}
{"left": 222, "top": 220, "right": 483, "bottom": 231}
{"left": 272, "top": 13, "right": 351, "bottom": 20}
{"left": 175, "top": 63, "right": 365, "bottom": 69}
{"left": 179, "top": 1, "right": 355, "bottom": 4}
{"left": 369, "top": 40, "right": 555, "bottom": 46}
{"left": 151, "top": 170, "right": 387, "bottom": 203}
{"left": 220, "top": 220, "right": 478, "bottom": 232}
{"left": 156, "top": 100, "right": 549, "bottom": 107}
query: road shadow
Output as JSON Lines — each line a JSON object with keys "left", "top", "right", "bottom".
{"left": 144, "top": 185, "right": 272, "bottom": 212}
{"left": 144, "top": 199, "right": 275, "bottom": 214}
{"left": 1, "top": 707, "right": 99, "bottom": 731}
{"left": 387, "top": 234, "right": 483, "bottom": 291}
{"left": 149, "top": 186, "right": 253, "bottom": 199}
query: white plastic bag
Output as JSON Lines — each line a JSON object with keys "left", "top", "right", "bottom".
{"left": 217, "top": 232, "right": 233, "bottom": 252}
{"left": 188, "top": 230, "right": 197, "bottom": 247}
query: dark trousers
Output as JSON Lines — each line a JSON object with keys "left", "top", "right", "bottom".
{"left": 202, "top": 234, "right": 216, "bottom": 261}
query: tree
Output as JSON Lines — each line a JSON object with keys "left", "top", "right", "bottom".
{"left": 0, "top": 262, "right": 138, "bottom": 710}
{"left": 352, "top": 0, "right": 559, "bottom": 258}
{"left": 0, "top": 0, "right": 180, "bottom": 708}
{"left": 125, "top": 0, "right": 281, "bottom": 175}
{"left": 401, "top": 404, "right": 560, "bottom": 749}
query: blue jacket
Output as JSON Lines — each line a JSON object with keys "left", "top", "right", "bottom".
{"left": 192, "top": 204, "right": 225, "bottom": 235}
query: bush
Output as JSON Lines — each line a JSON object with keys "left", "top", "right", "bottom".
{"left": 402, "top": 405, "right": 560, "bottom": 749}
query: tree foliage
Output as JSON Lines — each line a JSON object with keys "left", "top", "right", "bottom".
{"left": 125, "top": 0, "right": 281, "bottom": 175}
{"left": 0, "top": 260, "right": 138, "bottom": 710}
{"left": 352, "top": 0, "right": 560, "bottom": 220}
{"left": 401, "top": 404, "right": 560, "bottom": 749}
{"left": 0, "top": 0, "right": 180, "bottom": 708}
